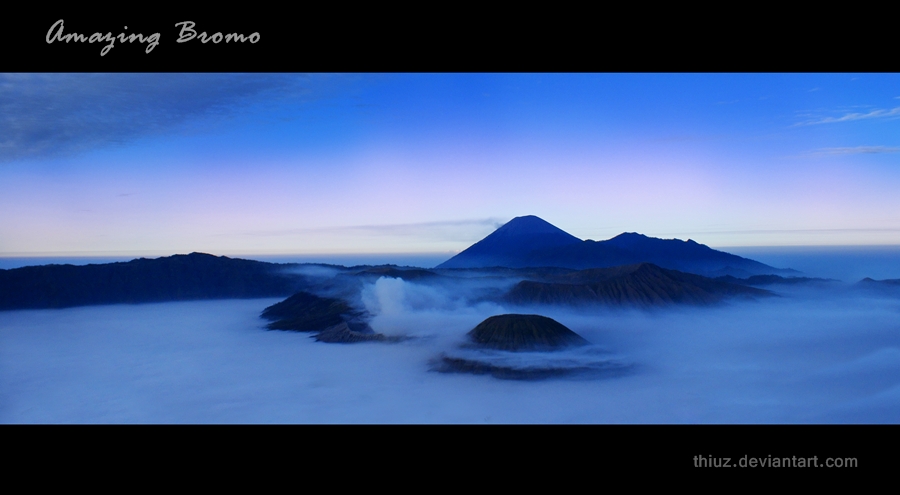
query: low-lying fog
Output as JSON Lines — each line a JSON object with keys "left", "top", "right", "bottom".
{"left": 3, "top": 269, "right": 900, "bottom": 423}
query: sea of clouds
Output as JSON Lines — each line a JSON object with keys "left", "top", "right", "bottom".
{"left": 3, "top": 264, "right": 900, "bottom": 423}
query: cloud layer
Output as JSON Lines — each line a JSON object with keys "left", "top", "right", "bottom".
{"left": 0, "top": 74, "right": 321, "bottom": 162}
{"left": 4, "top": 277, "right": 900, "bottom": 423}
{"left": 807, "top": 146, "right": 900, "bottom": 156}
{"left": 795, "top": 106, "right": 900, "bottom": 126}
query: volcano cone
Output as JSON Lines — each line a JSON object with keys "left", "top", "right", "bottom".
{"left": 467, "top": 314, "right": 588, "bottom": 351}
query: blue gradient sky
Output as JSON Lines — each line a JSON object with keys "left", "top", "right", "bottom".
{"left": 2, "top": 73, "right": 899, "bottom": 257}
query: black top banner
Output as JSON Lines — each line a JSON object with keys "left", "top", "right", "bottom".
{"left": 4, "top": 9, "right": 578, "bottom": 72}
{"left": 8, "top": 11, "right": 392, "bottom": 71}
{"left": 5, "top": 8, "right": 889, "bottom": 72}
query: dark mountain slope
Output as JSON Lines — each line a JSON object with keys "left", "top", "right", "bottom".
{"left": 859, "top": 278, "right": 900, "bottom": 286}
{"left": 505, "top": 263, "right": 771, "bottom": 307}
{"left": 558, "top": 233, "right": 782, "bottom": 276}
{"left": 466, "top": 314, "right": 589, "bottom": 351}
{"left": 0, "top": 253, "right": 300, "bottom": 310}
{"left": 856, "top": 277, "right": 900, "bottom": 296}
{"left": 431, "top": 314, "right": 627, "bottom": 380}
{"left": 261, "top": 290, "right": 404, "bottom": 343}
{"left": 260, "top": 291, "right": 357, "bottom": 331}
{"left": 715, "top": 274, "right": 835, "bottom": 286}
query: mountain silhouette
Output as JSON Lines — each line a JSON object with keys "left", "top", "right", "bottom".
{"left": 437, "top": 216, "right": 790, "bottom": 277}
{"left": 261, "top": 290, "right": 404, "bottom": 343}
{"left": 505, "top": 263, "right": 771, "bottom": 307}
{"left": 466, "top": 314, "right": 589, "bottom": 351}
{"left": 432, "top": 314, "right": 629, "bottom": 380}
{"left": 261, "top": 291, "right": 356, "bottom": 331}
{"left": 856, "top": 277, "right": 900, "bottom": 296}
{"left": 437, "top": 216, "right": 581, "bottom": 269}
{"left": 0, "top": 253, "right": 300, "bottom": 310}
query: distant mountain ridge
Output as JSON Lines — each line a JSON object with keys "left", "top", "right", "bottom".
{"left": 505, "top": 263, "right": 771, "bottom": 307}
{"left": 437, "top": 215, "right": 792, "bottom": 277}
{"left": 0, "top": 217, "right": 795, "bottom": 311}
{"left": 0, "top": 253, "right": 300, "bottom": 310}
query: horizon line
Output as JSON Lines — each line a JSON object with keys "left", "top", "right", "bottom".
{"left": 7, "top": 243, "right": 900, "bottom": 259}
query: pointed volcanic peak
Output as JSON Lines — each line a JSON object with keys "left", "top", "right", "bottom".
{"left": 436, "top": 216, "right": 582, "bottom": 269}
{"left": 436, "top": 216, "right": 793, "bottom": 276}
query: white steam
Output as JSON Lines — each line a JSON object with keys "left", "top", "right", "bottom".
{"left": 361, "top": 276, "right": 505, "bottom": 340}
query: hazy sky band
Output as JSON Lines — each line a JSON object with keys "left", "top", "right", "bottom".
{"left": 2, "top": 73, "right": 899, "bottom": 256}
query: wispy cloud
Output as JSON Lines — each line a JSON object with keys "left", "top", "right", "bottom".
{"left": 225, "top": 218, "right": 506, "bottom": 239}
{"left": 664, "top": 228, "right": 900, "bottom": 236}
{"left": 794, "top": 106, "right": 900, "bottom": 126}
{"left": 0, "top": 74, "right": 349, "bottom": 163}
{"left": 806, "top": 146, "right": 900, "bottom": 156}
